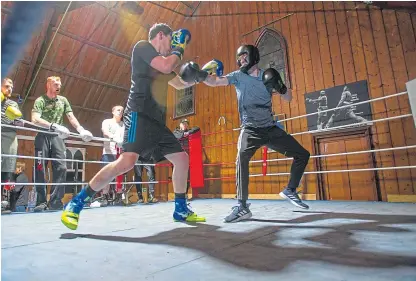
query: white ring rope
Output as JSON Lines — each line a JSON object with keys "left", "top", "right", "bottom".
{"left": 0, "top": 154, "right": 163, "bottom": 167}
{"left": 250, "top": 144, "right": 416, "bottom": 164}
{"left": 249, "top": 165, "right": 416, "bottom": 177}
{"left": 1, "top": 115, "right": 110, "bottom": 143}
{"left": 0, "top": 181, "right": 162, "bottom": 186}
{"left": 205, "top": 91, "right": 410, "bottom": 133}
{"left": 291, "top": 113, "right": 412, "bottom": 136}
{"left": 275, "top": 91, "right": 408, "bottom": 122}
{"left": 1, "top": 165, "right": 415, "bottom": 186}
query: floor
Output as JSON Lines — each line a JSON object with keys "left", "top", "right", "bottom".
{"left": 2, "top": 199, "right": 416, "bottom": 281}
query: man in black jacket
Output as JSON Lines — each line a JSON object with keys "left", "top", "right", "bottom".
{"left": 10, "top": 162, "right": 29, "bottom": 212}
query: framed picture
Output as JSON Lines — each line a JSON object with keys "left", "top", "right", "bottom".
{"left": 174, "top": 86, "right": 195, "bottom": 119}
{"left": 304, "top": 80, "right": 372, "bottom": 131}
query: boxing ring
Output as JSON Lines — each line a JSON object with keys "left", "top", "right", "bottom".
{"left": 2, "top": 84, "right": 416, "bottom": 280}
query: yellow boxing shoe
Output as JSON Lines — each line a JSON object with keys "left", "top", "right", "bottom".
{"left": 184, "top": 212, "right": 206, "bottom": 222}
{"left": 61, "top": 197, "right": 85, "bottom": 230}
{"left": 61, "top": 210, "right": 80, "bottom": 230}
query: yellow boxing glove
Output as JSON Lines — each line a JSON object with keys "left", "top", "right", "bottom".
{"left": 201, "top": 59, "right": 224, "bottom": 76}
{"left": 5, "top": 105, "right": 22, "bottom": 120}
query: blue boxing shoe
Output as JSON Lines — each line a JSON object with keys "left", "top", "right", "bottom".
{"left": 61, "top": 197, "right": 85, "bottom": 230}
{"left": 173, "top": 198, "right": 206, "bottom": 222}
{"left": 61, "top": 186, "right": 94, "bottom": 230}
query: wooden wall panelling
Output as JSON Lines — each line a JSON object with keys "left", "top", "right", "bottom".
{"left": 324, "top": 2, "right": 345, "bottom": 86}
{"left": 226, "top": 1, "right": 241, "bottom": 195}
{"left": 285, "top": 2, "right": 306, "bottom": 190}
{"left": 396, "top": 10, "right": 416, "bottom": 193}
{"left": 267, "top": 1, "right": 280, "bottom": 194}
{"left": 314, "top": 1, "right": 339, "bottom": 193}
{"left": 214, "top": 2, "right": 227, "bottom": 196}
{"left": 366, "top": 6, "right": 399, "bottom": 200}
{"left": 320, "top": 140, "right": 349, "bottom": 200}
{"left": 305, "top": 1, "right": 325, "bottom": 196}
{"left": 221, "top": 1, "right": 232, "bottom": 195}
{"left": 345, "top": 135, "right": 378, "bottom": 200}
{"left": 378, "top": 8, "right": 412, "bottom": 195}
{"left": 197, "top": 5, "right": 211, "bottom": 195}
{"left": 327, "top": 1, "right": 358, "bottom": 197}
{"left": 210, "top": 1, "right": 221, "bottom": 196}
{"left": 259, "top": 0, "right": 272, "bottom": 196}
{"left": 273, "top": 1, "right": 291, "bottom": 192}
{"left": 207, "top": 6, "right": 220, "bottom": 195}
{"left": 250, "top": 0, "right": 265, "bottom": 196}
{"left": 342, "top": 4, "right": 390, "bottom": 200}
{"left": 296, "top": 2, "right": 317, "bottom": 195}
{"left": 247, "top": 0, "right": 263, "bottom": 196}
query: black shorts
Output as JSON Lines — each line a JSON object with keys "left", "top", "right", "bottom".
{"left": 122, "top": 111, "right": 183, "bottom": 162}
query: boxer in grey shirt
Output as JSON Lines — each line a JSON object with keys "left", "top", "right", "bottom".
{"left": 179, "top": 44, "right": 310, "bottom": 223}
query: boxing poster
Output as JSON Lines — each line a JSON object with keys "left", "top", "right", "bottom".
{"left": 304, "top": 80, "right": 372, "bottom": 131}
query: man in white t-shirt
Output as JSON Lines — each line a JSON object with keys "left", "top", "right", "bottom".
{"left": 99, "top": 105, "right": 124, "bottom": 206}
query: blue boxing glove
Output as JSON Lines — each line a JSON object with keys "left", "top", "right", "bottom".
{"left": 171, "top": 29, "right": 191, "bottom": 60}
{"left": 202, "top": 59, "right": 224, "bottom": 76}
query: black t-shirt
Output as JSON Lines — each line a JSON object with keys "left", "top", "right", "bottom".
{"left": 126, "top": 40, "right": 176, "bottom": 124}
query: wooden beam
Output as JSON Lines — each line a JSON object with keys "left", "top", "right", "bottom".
{"left": 53, "top": 1, "right": 96, "bottom": 13}
{"left": 51, "top": 27, "right": 130, "bottom": 60}
{"left": 180, "top": 1, "right": 194, "bottom": 10}
{"left": 189, "top": 2, "right": 202, "bottom": 17}
{"left": 19, "top": 60, "right": 130, "bottom": 92}
{"left": 147, "top": 1, "right": 188, "bottom": 17}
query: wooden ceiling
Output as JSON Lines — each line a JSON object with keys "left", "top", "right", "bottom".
{"left": 1, "top": 1, "right": 200, "bottom": 135}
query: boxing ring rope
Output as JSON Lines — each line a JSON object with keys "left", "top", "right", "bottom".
{"left": 0, "top": 154, "right": 170, "bottom": 167}
{"left": 291, "top": 114, "right": 413, "bottom": 137}
{"left": 1, "top": 89, "right": 414, "bottom": 193}
{"left": 198, "top": 89, "right": 415, "bottom": 181}
{"left": 1, "top": 118, "right": 109, "bottom": 143}
{"left": 199, "top": 91, "right": 410, "bottom": 138}
{"left": 200, "top": 113, "right": 412, "bottom": 149}
{"left": 275, "top": 91, "right": 408, "bottom": 122}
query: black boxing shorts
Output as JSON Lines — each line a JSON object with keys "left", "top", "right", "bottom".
{"left": 122, "top": 111, "right": 183, "bottom": 162}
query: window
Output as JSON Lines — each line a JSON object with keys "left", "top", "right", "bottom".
{"left": 65, "top": 147, "right": 85, "bottom": 194}
{"left": 256, "top": 28, "right": 290, "bottom": 88}
{"left": 174, "top": 85, "right": 195, "bottom": 119}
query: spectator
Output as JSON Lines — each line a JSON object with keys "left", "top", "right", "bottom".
{"left": 1, "top": 78, "right": 22, "bottom": 201}
{"left": 173, "top": 119, "right": 199, "bottom": 199}
{"left": 99, "top": 105, "right": 124, "bottom": 206}
{"left": 9, "top": 162, "right": 29, "bottom": 212}
{"left": 31, "top": 76, "right": 93, "bottom": 212}
{"left": 134, "top": 157, "right": 158, "bottom": 203}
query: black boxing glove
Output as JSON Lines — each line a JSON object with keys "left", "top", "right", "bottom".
{"left": 262, "top": 68, "right": 287, "bottom": 95}
{"left": 179, "top": 62, "right": 208, "bottom": 83}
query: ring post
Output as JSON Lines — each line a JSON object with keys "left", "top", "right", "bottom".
{"left": 262, "top": 146, "right": 268, "bottom": 176}
{"left": 405, "top": 79, "right": 416, "bottom": 128}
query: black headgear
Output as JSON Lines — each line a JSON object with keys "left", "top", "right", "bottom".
{"left": 236, "top": 45, "right": 260, "bottom": 74}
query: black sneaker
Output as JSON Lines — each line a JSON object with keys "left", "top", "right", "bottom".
{"left": 279, "top": 188, "right": 309, "bottom": 209}
{"left": 224, "top": 203, "right": 252, "bottom": 223}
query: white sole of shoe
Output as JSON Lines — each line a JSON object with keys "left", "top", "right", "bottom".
{"left": 224, "top": 212, "right": 253, "bottom": 223}
{"left": 279, "top": 192, "right": 309, "bottom": 209}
